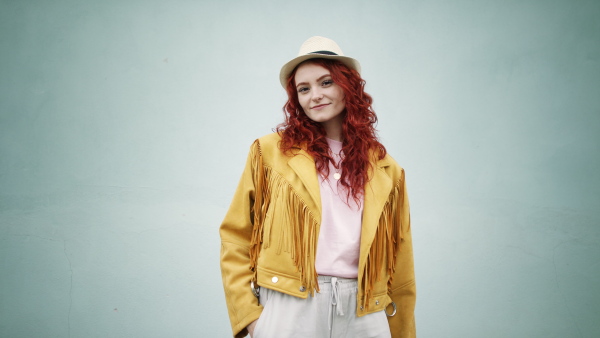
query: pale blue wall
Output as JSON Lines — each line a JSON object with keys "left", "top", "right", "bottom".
{"left": 1, "top": 1, "right": 599, "bottom": 337}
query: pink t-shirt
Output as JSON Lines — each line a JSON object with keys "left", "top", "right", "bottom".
{"left": 315, "top": 138, "right": 363, "bottom": 278}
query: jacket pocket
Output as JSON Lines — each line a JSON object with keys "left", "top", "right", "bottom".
{"left": 252, "top": 287, "right": 271, "bottom": 338}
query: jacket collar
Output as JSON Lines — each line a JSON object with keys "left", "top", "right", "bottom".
{"left": 359, "top": 156, "right": 394, "bottom": 270}
{"left": 287, "top": 149, "right": 322, "bottom": 221}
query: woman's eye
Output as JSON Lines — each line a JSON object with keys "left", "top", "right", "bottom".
{"left": 298, "top": 87, "right": 309, "bottom": 93}
{"left": 322, "top": 79, "right": 333, "bottom": 86}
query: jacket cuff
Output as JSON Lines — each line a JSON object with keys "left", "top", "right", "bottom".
{"left": 233, "top": 307, "right": 263, "bottom": 338}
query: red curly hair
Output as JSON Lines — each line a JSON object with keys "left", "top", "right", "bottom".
{"left": 276, "top": 58, "right": 386, "bottom": 204}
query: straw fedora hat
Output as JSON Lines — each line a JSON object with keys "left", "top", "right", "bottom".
{"left": 279, "top": 36, "right": 361, "bottom": 88}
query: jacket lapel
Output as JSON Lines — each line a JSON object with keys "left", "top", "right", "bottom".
{"left": 287, "top": 149, "right": 322, "bottom": 221}
{"left": 359, "top": 158, "right": 393, "bottom": 268}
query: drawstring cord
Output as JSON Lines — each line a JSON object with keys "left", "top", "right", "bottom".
{"left": 328, "top": 277, "right": 344, "bottom": 331}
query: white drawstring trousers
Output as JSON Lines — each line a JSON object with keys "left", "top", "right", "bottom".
{"left": 251, "top": 275, "right": 391, "bottom": 338}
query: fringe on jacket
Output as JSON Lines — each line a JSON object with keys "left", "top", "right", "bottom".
{"left": 361, "top": 175, "right": 407, "bottom": 310}
{"left": 247, "top": 139, "right": 407, "bottom": 303}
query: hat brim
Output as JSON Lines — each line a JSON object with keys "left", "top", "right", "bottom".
{"left": 279, "top": 54, "right": 361, "bottom": 88}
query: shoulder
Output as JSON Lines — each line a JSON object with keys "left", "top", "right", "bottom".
{"left": 245, "top": 133, "right": 280, "bottom": 151}
{"left": 377, "top": 153, "right": 406, "bottom": 183}
{"left": 254, "top": 132, "right": 283, "bottom": 157}
{"left": 248, "top": 133, "right": 290, "bottom": 165}
{"left": 256, "top": 132, "right": 282, "bottom": 147}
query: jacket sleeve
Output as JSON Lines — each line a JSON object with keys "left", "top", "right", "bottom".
{"left": 219, "top": 141, "right": 263, "bottom": 338}
{"left": 387, "top": 171, "right": 417, "bottom": 338}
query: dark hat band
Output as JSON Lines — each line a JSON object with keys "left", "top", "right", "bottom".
{"left": 309, "top": 50, "right": 338, "bottom": 56}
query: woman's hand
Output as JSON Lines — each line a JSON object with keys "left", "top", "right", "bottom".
{"left": 247, "top": 320, "right": 258, "bottom": 337}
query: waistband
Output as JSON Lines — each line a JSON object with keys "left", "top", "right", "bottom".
{"left": 318, "top": 275, "right": 357, "bottom": 282}
{"left": 317, "top": 275, "right": 358, "bottom": 292}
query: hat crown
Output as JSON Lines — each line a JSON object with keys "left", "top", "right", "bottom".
{"left": 279, "top": 36, "right": 359, "bottom": 88}
{"left": 297, "top": 36, "right": 345, "bottom": 57}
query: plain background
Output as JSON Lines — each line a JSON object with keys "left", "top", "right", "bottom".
{"left": 1, "top": 0, "right": 599, "bottom": 337}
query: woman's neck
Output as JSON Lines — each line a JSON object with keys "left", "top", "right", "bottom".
{"left": 321, "top": 115, "right": 344, "bottom": 141}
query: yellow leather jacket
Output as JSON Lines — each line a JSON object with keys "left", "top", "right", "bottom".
{"left": 219, "top": 133, "right": 416, "bottom": 338}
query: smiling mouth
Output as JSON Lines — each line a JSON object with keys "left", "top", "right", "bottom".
{"left": 311, "top": 103, "right": 330, "bottom": 109}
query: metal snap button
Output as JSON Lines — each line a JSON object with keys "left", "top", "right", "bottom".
{"left": 299, "top": 286, "right": 306, "bottom": 292}
{"left": 271, "top": 276, "right": 279, "bottom": 283}
{"left": 375, "top": 300, "right": 380, "bottom": 305}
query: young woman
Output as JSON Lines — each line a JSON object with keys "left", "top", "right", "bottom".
{"left": 219, "top": 36, "right": 416, "bottom": 338}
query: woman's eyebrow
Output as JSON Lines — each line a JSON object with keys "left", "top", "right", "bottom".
{"left": 316, "top": 74, "right": 331, "bottom": 82}
{"left": 296, "top": 74, "right": 332, "bottom": 88}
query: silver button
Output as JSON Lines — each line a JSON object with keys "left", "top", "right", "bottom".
{"left": 271, "top": 276, "right": 279, "bottom": 283}
{"left": 360, "top": 306, "right": 364, "bottom": 311}
{"left": 299, "top": 286, "right": 306, "bottom": 292}
{"left": 375, "top": 300, "right": 380, "bottom": 305}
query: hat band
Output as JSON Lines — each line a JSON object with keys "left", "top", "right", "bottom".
{"left": 309, "top": 50, "right": 338, "bottom": 56}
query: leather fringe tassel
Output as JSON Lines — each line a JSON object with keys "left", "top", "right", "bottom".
{"left": 248, "top": 141, "right": 320, "bottom": 295}
{"left": 361, "top": 175, "right": 406, "bottom": 310}
{"left": 249, "top": 139, "right": 405, "bottom": 302}
{"left": 248, "top": 140, "right": 263, "bottom": 285}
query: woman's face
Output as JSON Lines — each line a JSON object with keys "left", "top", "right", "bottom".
{"left": 294, "top": 62, "right": 346, "bottom": 131}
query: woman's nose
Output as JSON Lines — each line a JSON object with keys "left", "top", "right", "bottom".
{"left": 311, "top": 88, "right": 323, "bottom": 101}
